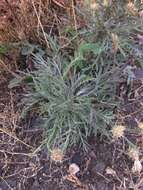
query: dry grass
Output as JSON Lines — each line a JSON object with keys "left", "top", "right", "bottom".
{"left": 0, "top": 0, "right": 50, "bottom": 42}
{"left": 0, "top": 0, "right": 79, "bottom": 44}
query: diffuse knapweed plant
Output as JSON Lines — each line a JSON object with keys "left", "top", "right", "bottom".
{"left": 9, "top": 1, "right": 143, "bottom": 153}
{"left": 18, "top": 41, "right": 118, "bottom": 152}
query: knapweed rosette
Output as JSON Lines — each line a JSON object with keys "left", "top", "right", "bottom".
{"left": 50, "top": 148, "right": 64, "bottom": 162}
{"left": 128, "top": 147, "right": 139, "bottom": 161}
{"left": 138, "top": 122, "right": 143, "bottom": 130}
{"left": 111, "top": 125, "right": 126, "bottom": 139}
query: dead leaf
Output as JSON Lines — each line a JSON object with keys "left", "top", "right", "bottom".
{"left": 132, "top": 159, "right": 142, "bottom": 173}
{"left": 69, "top": 163, "right": 80, "bottom": 175}
{"left": 106, "top": 167, "right": 116, "bottom": 176}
